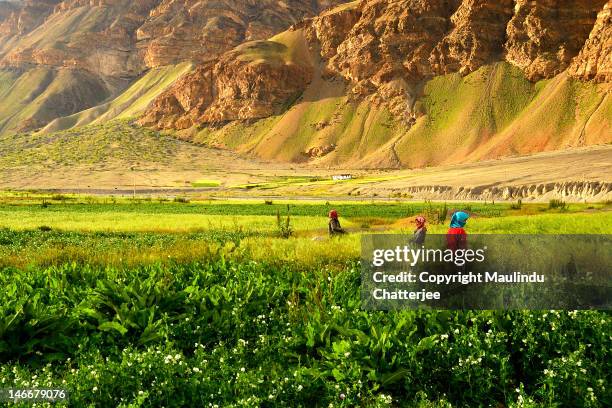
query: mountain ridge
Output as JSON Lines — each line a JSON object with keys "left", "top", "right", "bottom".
{"left": 0, "top": 0, "right": 349, "bottom": 133}
{"left": 0, "top": 0, "right": 610, "bottom": 171}
{"left": 138, "top": 0, "right": 611, "bottom": 168}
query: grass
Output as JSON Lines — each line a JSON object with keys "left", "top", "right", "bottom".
{"left": 0, "top": 120, "right": 202, "bottom": 168}
{"left": 0, "top": 198, "right": 609, "bottom": 268}
{"left": 191, "top": 180, "right": 222, "bottom": 188}
{"left": 0, "top": 67, "right": 110, "bottom": 136}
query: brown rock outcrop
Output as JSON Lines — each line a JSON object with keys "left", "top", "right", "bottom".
{"left": 430, "top": 0, "right": 514, "bottom": 75}
{"left": 0, "top": 1, "right": 60, "bottom": 36}
{"left": 305, "top": 3, "right": 362, "bottom": 60}
{"left": 328, "top": 0, "right": 460, "bottom": 88}
{"left": 140, "top": 41, "right": 313, "bottom": 129}
{"left": 505, "top": 0, "right": 609, "bottom": 81}
{"left": 1, "top": 0, "right": 159, "bottom": 78}
{"left": 1, "top": 0, "right": 349, "bottom": 78}
{"left": 137, "top": 0, "right": 350, "bottom": 68}
{"left": 202, "top": 51, "right": 312, "bottom": 124}
{"left": 569, "top": 1, "right": 612, "bottom": 82}
{"left": 0, "top": 0, "right": 348, "bottom": 134}
{"left": 139, "top": 63, "right": 216, "bottom": 129}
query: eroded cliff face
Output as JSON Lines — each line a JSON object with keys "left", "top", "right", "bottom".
{"left": 140, "top": 34, "right": 314, "bottom": 129}
{"left": 1, "top": 1, "right": 160, "bottom": 78}
{"left": 0, "top": 1, "right": 60, "bottom": 38}
{"left": 430, "top": 0, "right": 514, "bottom": 76}
{"left": 569, "top": 1, "right": 612, "bottom": 82}
{"left": 141, "top": 0, "right": 612, "bottom": 132}
{"left": 137, "top": 0, "right": 350, "bottom": 67}
{"left": 504, "top": 0, "right": 609, "bottom": 81}
{"left": 0, "top": 0, "right": 349, "bottom": 79}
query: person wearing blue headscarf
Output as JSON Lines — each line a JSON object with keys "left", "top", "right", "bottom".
{"left": 450, "top": 211, "right": 470, "bottom": 228}
{"left": 447, "top": 211, "right": 470, "bottom": 250}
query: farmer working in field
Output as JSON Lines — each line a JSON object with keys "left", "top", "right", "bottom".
{"left": 447, "top": 211, "right": 470, "bottom": 250}
{"left": 412, "top": 216, "right": 427, "bottom": 245}
{"left": 328, "top": 209, "right": 346, "bottom": 236}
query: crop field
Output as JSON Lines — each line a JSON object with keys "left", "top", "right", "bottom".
{"left": 0, "top": 196, "right": 610, "bottom": 407}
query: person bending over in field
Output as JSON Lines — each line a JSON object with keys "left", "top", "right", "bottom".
{"left": 412, "top": 216, "right": 427, "bottom": 245}
{"left": 447, "top": 211, "right": 469, "bottom": 250}
{"left": 328, "top": 210, "right": 346, "bottom": 237}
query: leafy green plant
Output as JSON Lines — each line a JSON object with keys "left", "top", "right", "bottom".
{"left": 276, "top": 205, "right": 293, "bottom": 239}
{"left": 438, "top": 202, "right": 448, "bottom": 225}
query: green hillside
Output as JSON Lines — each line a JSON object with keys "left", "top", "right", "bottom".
{"left": 0, "top": 120, "right": 197, "bottom": 168}
{"left": 188, "top": 61, "right": 610, "bottom": 168}
{"left": 0, "top": 67, "right": 111, "bottom": 135}
{"left": 41, "top": 63, "right": 194, "bottom": 133}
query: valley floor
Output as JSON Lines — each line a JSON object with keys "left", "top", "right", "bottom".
{"left": 2, "top": 126, "right": 610, "bottom": 202}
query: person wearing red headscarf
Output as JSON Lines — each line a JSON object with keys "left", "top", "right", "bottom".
{"left": 328, "top": 209, "right": 346, "bottom": 236}
{"left": 413, "top": 216, "right": 427, "bottom": 245}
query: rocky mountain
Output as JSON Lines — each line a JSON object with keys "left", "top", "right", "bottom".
{"left": 139, "top": 0, "right": 611, "bottom": 168}
{"left": 0, "top": 0, "right": 348, "bottom": 134}
{"left": 137, "top": 0, "right": 354, "bottom": 67}
{"left": 0, "top": 0, "right": 610, "bottom": 170}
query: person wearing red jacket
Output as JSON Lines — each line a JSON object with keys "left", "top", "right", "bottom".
{"left": 447, "top": 211, "right": 470, "bottom": 250}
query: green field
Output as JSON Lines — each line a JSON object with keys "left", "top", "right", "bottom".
{"left": 0, "top": 198, "right": 610, "bottom": 407}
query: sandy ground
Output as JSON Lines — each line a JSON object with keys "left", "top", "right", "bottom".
{"left": 1, "top": 144, "right": 610, "bottom": 201}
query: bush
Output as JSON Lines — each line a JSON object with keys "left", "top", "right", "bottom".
{"left": 173, "top": 197, "right": 190, "bottom": 204}
{"left": 276, "top": 205, "right": 293, "bottom": 239}
{"left": 510, "top": 199, "right": 523, "bottom": 210}
{"left": 438, "top": 202, "right": 448, "bottom": 225}
{"left": 549, "top": 199, "right": 568, "bottom": 210}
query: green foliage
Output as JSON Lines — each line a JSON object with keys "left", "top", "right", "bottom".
{"left": 191, "top": 180, "right": 221, "bottom": 188}
{"left": 276, "top": 205, "right": 293, "bottom": 239}
{"left": 0, "top": 120, "right": 194, "bottom": 169}
{"left": 438, "top": 203, "right": 448, "bottom": 225}
{"left": 423, "top": 201, "right": 449, "bottom": 225}
{"left": 0, "top": 260, "right": 609, "bottom": 407}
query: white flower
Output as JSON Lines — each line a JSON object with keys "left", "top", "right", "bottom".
{"left": 93, "top": 387, "right": 98, "bottom": 392}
